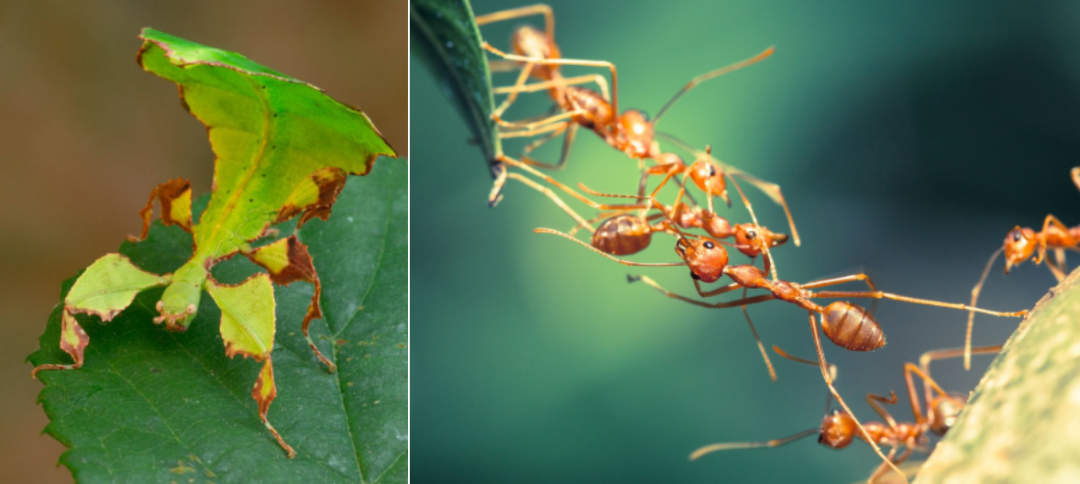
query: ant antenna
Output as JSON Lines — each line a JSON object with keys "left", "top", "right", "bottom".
{"left": 689, "top": 428, "right": 818, "bottom": 461}
{"left": 654, "top": 47, "right": 776, "bottom": 125}
{"left": 965, "top": 247, "right": 1003, "bottom": 370}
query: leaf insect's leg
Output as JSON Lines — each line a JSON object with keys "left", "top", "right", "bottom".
{"left": 253, "top": 356, "right": 295, "bottom": 458}
{"left": 807, "top": 311, "right": 908, "bottom": 484}
{"left": 33, "top": 253, "right": 169, "bottom": 377}
{"left": 131, "top": 178, "right": 193, "bottom": 242}
{"left": 206, "top": 273, "right": 295, "bottom": 457}
{"left": 31, "top": 310, "right": 89, "bottom": 378}
{"left": 244, "top": 236, "right": 336, "bottom": 373}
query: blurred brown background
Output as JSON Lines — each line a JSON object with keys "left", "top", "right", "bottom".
{"left": 0, "top": 1, "right": 406, "bottom": 482}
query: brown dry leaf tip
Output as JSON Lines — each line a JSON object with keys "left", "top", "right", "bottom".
{"left": 275, "top": 167, "right": 347, "bottom": 228}
{"left": 136, "top": 178, "right": 193, "bottom": 241}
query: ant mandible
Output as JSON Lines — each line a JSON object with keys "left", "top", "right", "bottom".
{"left": 963, "top": 166, "right": 1080, "bottom": 369}
{"left": 689, "top": 345, "right": 1001, "bottom": 484}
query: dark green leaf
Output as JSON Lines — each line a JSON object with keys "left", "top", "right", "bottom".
{"left": 410, "top": 0, "right": 501, "bottom": 171}
{"left": 28, "top": 160, "right": 408, "bottom": 484}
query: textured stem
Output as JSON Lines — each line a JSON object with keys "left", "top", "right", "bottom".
{"left": 914, "top": 267, "right": 1080, "bottom": 483}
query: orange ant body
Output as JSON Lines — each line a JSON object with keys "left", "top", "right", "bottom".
{"left": 689, "top": 345, "right": 1001, "bottom": 483}
{"left": 963, "top": 167, "right": 1080, "bottom": 369}
{"left": 535, "top": 204, "right": 1026, "bottom": 483}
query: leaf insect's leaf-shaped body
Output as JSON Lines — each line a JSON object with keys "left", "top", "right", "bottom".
{"left": 34, "top": 27, "right": 397, "bottom": 458}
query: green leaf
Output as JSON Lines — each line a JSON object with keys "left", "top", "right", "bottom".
{"left": 913, "top": 268, "right": 1080, "bottom": 483}
{"left": 28, "top": 160, "right": 408, "bottom": 483}
{"left": 410, "top": 0, "right": 501, "bottom": 169}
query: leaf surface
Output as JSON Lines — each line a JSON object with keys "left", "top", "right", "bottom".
{"left": 28, "top": 160, "right": 408, "bottom": 484}
{"left": 410, "top": 0, "right": 501, "bottom": 170}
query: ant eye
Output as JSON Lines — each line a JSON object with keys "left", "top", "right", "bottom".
{"left": 1012, "top": 231, "right": 1023, "bottom": 241}
{"left": 747, "top": 230, "right": 757, "bottom": 239}
{"left": 703, "top": 241, "right": 715, "bottom": 249}
{"left": 708, "top": 165, "right": 716, "bottom": 177}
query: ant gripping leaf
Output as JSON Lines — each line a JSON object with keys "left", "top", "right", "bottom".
{"left": 29, "top": 27, "right": 397, "bottom": 461}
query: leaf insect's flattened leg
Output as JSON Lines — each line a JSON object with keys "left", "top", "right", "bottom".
{"left": 206, "top": 273, "right": 295, "bottom": 458}
{"left": 131, "top": 178, "right": 193, "bottom": 242}
{"left": 244, "top": 236, "right": 336, "bottom": 373}
{"left": 33, "top": 253, "right": 169, "bottom": 377}
{"left": 253, "top": 356, "right": 294, "bottom": 458}
{"left": 276, "top": 167, "right": 347, "bottom": 229}
{"left": 31, "top": 311, "right": 89, "bottom": 378}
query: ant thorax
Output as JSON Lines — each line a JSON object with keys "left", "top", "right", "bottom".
{"left": 616, "top": 109, "right": 654, "bottom": 158}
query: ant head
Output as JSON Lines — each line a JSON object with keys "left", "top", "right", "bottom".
{"left": 733, "top": 224, "right": 788, "bottom": 257}
{"left": 928, "top": 392, "right": 967, "bottom": 436}
{"left": 675, "top": 236, "right": 728, "bottom": 283}
{"left": 687, "top": 150, "right": 728, "bottom": 200}
{"left": 818, "top": 409, "right": 856, "bottom": 449}
{"left": 1003, "top": 226, "right": 1037, "bottom": 273}
{"left": 618, "top": 109, "right": 654, "bottom": 159}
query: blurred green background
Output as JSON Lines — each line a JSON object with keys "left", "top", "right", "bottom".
{"left": 412, "top": 1, "right": 1080, "bottom": 482}
{"left": 0, "top": 1, "right": 405, "bottom": 482}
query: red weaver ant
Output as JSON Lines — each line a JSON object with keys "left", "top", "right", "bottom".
{"left": 963, "top": 167, "right": 1080, "bottom": 369}
{"left": 689, "top": 345, "right": 1001, "bottom": 483}
{"left": 535, "top": 203, "right": 1026, "bottom": 482}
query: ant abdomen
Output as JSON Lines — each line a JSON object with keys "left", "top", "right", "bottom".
{"left": 564, "top": 86, "right": 613, "bottom": 130}
{"left": 592, "top": 214, "right": 652, "bottom": 255}
{"left": 820, "top": 302, "right": 885, "bottom": 352}
{"left": 510, "top": 26, "right": 559, "bottom": 80}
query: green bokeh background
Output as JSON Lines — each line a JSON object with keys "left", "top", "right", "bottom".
{"left": 412, "top": 1, "right": 1080, "bottom": 482}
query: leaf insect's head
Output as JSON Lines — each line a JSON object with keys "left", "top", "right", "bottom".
{"left": 1002, "top": 226, "right": 1037, "bottom": 274}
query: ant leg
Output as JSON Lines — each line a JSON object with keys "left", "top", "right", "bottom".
{"left": 506, "top": 173, "right": 596, "bottom": 232}
{"left": 866, "top": 392, "right": 900, "bottom": 429}
{"left": 634, "top": 275, "right": 775, "bottom": 308}
{"left": 492, "top": 61, "right": 537, "bottom": 119}
{"left": 808, "top": 287, "right": 1028, "bottom": 318}
{"left": 867, "top": 447, "right": 903, "bottom": 484}
{"left": 494, "top": 73, "right": 611, "bottom": 102}
{"left": 488, "top": 60, "right": 519, "bottom": 73}
{"left": 1047, "top": 248, "right": 1068, "bottom": 282}
{"left": 523, "top": 123, "right": 579, "bottom": 170}
{"left": 498, "top": 114, "right": 581, "bottom": 136}
{"left": 483, "top": 43, "right": 621, "bottom": 114}
{"left": 904, "top": 362, "right": 966, "bottom": 431}
{"left": 653, "top": 47, "right": 775, "bottom": 124}
{"left": 1034, "top": 214, "right": 1070, "bottom": 264}
{"left": 657, "top": 133, "right": 801, "bottom": 246}
{"left": 535, "top": 230, "right": 688, "bottom": 267}
{"left": 475, "top": 4, "right": 555, "bottom": 39}
{"left": 808, "top": 311, "right": 908, "bottom": 484}
{"left": 919, "top": 345, "right": 1001, "bottom": 406}
{"left": 1072, "top": 167, "right": 1080, "bottom": 192}
{"left": 501, "top": 156, "right": 649, "bottom": 210}
{"left": 736, "top": 287, "right": 777, "bottom": 382}
{"left": 801, "top": 274, "right": 878, "bottom": 291}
